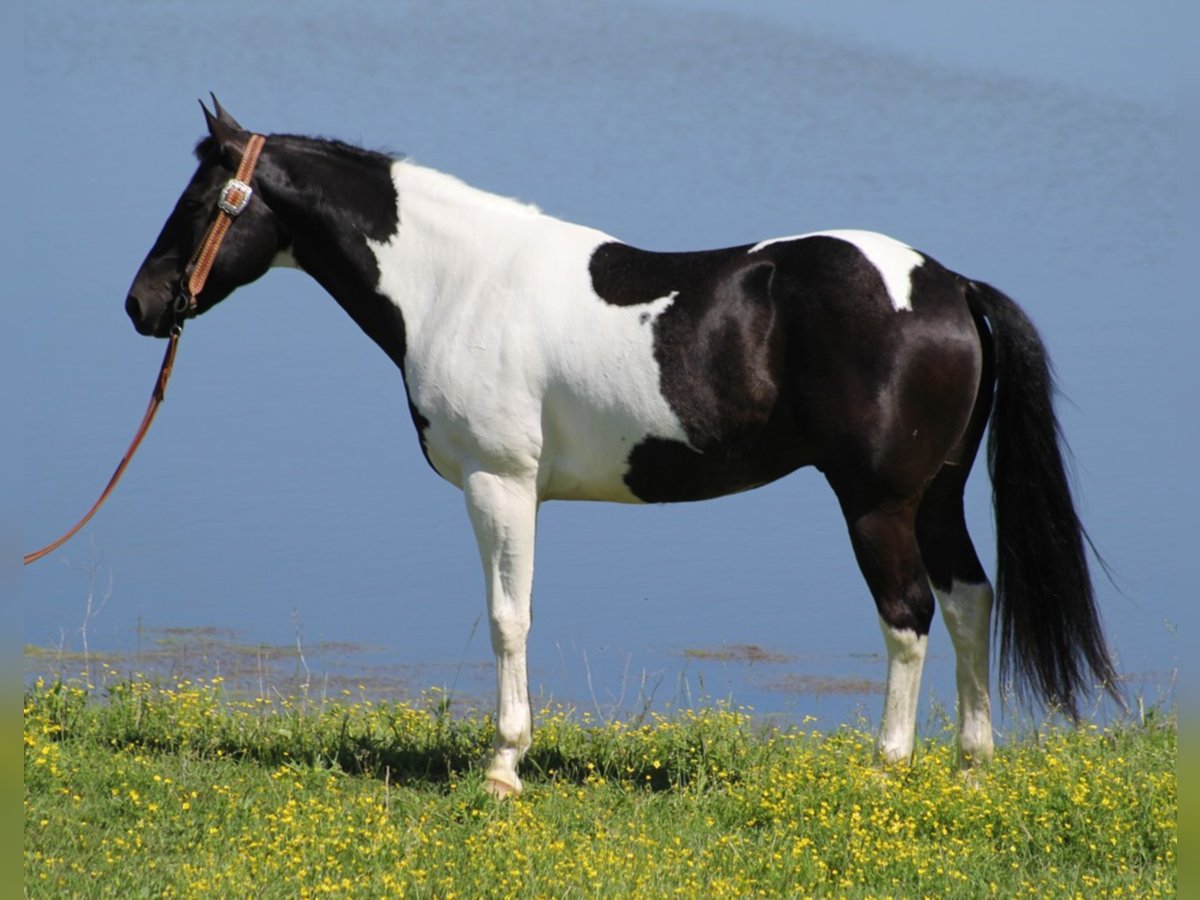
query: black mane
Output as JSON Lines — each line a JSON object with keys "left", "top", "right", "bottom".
{"left": 192, "top": 132, "right": 399, "bottom": 165}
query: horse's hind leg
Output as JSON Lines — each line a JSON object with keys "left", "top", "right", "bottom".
{"left": 832, "top": 485, "right": 935, "bottom": 763}
{"left": 916, "top": 467, "right": 995, "bottom": 765}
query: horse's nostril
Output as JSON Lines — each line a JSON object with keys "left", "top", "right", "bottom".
{"left": 126, "top": 293, "right": 157, "bottom": 335}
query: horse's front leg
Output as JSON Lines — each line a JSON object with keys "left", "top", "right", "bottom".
{"left": 463, "top": 469, "right": 539, "bottom": 798}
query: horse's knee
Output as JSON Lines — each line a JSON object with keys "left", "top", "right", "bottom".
{"left": 487, "top": 609, "right": 530, "bottom": 657}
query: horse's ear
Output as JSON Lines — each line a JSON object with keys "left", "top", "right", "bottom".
{"left": 210, "top": 94, "right": 244, "bottom": 131}
{"left": 200, "top": 95, "right": 248, "bottom": 163}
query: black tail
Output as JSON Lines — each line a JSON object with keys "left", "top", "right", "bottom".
{"left": 966, "top": 281, "right": 1121, "bottom": 717}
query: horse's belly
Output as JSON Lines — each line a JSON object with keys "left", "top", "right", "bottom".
{"left": 538, "top": 383, "right": 685, "bottom": 503}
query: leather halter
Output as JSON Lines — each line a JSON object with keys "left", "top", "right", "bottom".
{"left": 24, "top": 133, "right": 267, "bottom": 565}
{"left": 175, "top": 132, "right": 267, "bottom": 318}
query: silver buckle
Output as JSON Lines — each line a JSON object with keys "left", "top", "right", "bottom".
{"left": 217, "top": 179, "right": 253, "bottom": 216}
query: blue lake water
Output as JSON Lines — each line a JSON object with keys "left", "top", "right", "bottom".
{"left": 22, "top": 1, "right": 1185, "bottom": 732}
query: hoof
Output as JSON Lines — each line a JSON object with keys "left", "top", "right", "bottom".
{"left": 483, "top": 776, "right": 521, "bottom": 799}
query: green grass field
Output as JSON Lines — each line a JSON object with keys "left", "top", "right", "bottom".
{"left": 25, "top": 672, "right": 1175, "bottom": 897}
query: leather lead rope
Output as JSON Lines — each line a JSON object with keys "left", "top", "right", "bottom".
{"left": 25, "top": 133, "right": 266, "bottom": 565}
{"left": 24, "top": 330, "right": 181, "bottom": 564}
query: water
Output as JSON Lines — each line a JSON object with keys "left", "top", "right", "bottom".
{"left": 22, "top": 1, "right": 1184, "bottom": 730}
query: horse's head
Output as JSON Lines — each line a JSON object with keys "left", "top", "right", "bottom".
{"left": 126, "top": 99, "right": 286, "bottom": 337}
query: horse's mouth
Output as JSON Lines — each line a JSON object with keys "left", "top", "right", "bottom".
{"left": 126, "top": 293, "right": 178, "bottom": 338}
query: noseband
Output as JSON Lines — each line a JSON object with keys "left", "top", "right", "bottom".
{"left": 173, "top": 132, "right": 267, "bottom": 323}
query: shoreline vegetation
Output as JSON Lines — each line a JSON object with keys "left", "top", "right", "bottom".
{"left": 25, "top": 669, "right": 1175, "bottom": 897}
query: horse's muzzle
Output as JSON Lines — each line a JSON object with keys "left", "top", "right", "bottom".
{"left": 125, "top": 291, "right": 173, "bottom": 338}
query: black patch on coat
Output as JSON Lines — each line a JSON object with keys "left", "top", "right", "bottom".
{"left": 590, "top": 241, "right": 807, "bottom": 501}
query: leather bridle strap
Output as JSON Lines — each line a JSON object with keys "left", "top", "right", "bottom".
{"left": 25, "top": 133, "right": 266, "bottom": 565}
{"left": 179, "top": 132, "right": 267, "bottom": 313}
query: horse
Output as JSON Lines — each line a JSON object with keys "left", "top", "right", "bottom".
{"left": 125, "top": 100, "right": 1119, "bottom": 796}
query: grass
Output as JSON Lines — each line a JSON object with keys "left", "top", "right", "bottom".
{"left": 25, "top": 670, "right": 1175, "bottom": 897}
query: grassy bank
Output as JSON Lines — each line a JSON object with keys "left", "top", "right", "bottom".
{"left": 25, "top": 674, "right": 1175, "bottom": 897}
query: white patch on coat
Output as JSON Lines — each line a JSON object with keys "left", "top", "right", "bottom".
{"left": 366, "top": 160, "right": 690, "bottom": 502}
{"left": 750, "top": 229, "right": 923, "bottom": 311}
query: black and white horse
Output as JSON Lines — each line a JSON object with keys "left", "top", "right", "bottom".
{"left": 126, "top": 102, "right": 1118, "bottom": 796}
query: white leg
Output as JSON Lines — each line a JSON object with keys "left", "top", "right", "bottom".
{"left": 877, "top": 619, "right": 928, "bottom": 763}
{"left": 934, "top": 578, "right": 995, "bottom": 764}
{"left": 464, "top": 470, "right": 539, "bottom": 797}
